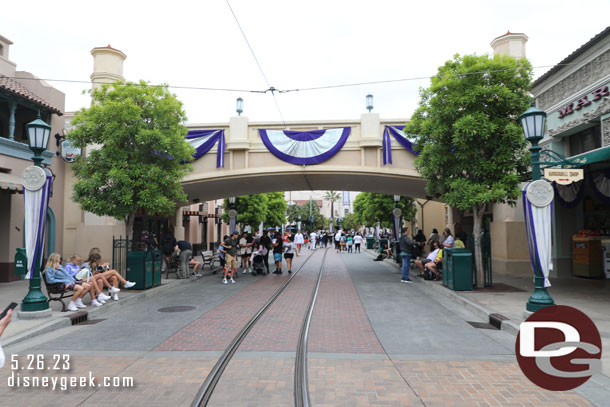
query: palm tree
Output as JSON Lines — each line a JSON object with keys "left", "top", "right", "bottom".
{"left": 323, "top": 190, "right": 341, "bottom": 229}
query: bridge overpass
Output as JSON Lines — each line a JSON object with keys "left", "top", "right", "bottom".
{"left": 182, "top": 113, "right": 429, "bottom": 202}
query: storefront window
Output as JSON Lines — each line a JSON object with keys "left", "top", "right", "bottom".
{"left": 568, "top": 124, "right": 601, "bottom": 156}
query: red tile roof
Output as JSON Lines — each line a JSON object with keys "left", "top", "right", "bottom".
{"left": 0, "top": 75, "right": 63, "bottom": 115}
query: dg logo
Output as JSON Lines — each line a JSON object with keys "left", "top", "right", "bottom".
{"left": 516, "top": 305, "right": 602, "bottom": 391}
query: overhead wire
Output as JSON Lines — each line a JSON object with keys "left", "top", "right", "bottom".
{"left": 2, "top": 60, "right": 606, "bottom": 96}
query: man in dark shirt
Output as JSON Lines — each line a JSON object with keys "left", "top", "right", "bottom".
{"left": 398, "top": 228, "right": 413, "bottom": 283}
{"left": 176, "top": 240, "right": 192, "bottom": 279}
{"left": 222, "top": 232, "right": 239, "bottom": 284}
{"left": 259, "top": 230, "right": 272, "bottom": 274}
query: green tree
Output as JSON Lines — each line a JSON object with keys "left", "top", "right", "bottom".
{"left": 340, "top": 212, "right": 361, "bottom": 231}
{"left": 221, "top": 194, "right": 268, "bottom": 229}
{"left": 222, "top": 192, "right": 288, "bottom": 230}
{"left": 68, "top": 81, "right": 193, "bottom": 239}
{"left": 265, "top": 192, "right": 288, "bottom": 227}
{"left": 353, "top": 193, "right": 415, "bottom": 229}
{"left": 405, "top": 53, "right": 532, "bottom": 288}
{"left": 286, "top": 203, "right": 327, "bottom": 231}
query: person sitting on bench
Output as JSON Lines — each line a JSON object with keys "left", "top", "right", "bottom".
{"left": 44, "top": 253, "right": 102, "bottom": 311}
{"left": 424, "top": 248, "right": 444, "bottom": 280}
{"left": 415, "top": 242, "right": 440, "bottom": 277}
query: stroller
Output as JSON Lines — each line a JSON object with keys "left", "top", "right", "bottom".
{"left": 252, "top": 253, "right": 266, "bottom": 276}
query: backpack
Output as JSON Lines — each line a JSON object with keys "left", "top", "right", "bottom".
{"left": 424, "top": 268, "right": 435, "bottom": 280}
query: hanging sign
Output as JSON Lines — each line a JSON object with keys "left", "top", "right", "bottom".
{"left": 60, "top": 140, "right": 81, "bottom": 163}
{"left": 544, "top": 168, "right": 584, "bottom": 185}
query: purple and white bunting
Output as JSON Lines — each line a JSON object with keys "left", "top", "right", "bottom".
{"left": 382, "top": 126, "right": 418, "bottom": 165}
{"left": 258, "top": 127, "right": 350, "bottom": 165}
{"left": 24, "top": 172, "right": 53, "bottom": 279}
{"left": 522, "top": 184, "right": 553, "bottom": 288}
{"left": 186, "top": 129, "right": 226, "bottom": 168}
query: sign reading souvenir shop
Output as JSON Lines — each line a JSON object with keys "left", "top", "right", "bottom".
{"left": 558, "top": 85, "right": 609, "bottom": 119}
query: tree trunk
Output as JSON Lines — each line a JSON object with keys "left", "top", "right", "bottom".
{"left": 472, "top": 206, "right": 485, "bottom": 289}
{"left": 125, "top": 214, "right": 135, "bottom": 246}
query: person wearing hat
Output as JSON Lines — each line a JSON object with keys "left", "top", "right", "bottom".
{"left": 221, "top": 231, "right": 240, "bottom": 284}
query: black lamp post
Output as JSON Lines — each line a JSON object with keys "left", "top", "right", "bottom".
{"left": 520, "top": 101, "right": 555, "bottom": 312}
{"left": 21, "top": 112, "right": 52, "bottom": 313}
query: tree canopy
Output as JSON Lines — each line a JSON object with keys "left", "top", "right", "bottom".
{"left": 405, "top": 53, "right": 533, "bottom": 287}
{"left": 222, "top": 193, "right": 288, "bottom": 229}
{"left": 286, "top": 203, "right": 328, "bottom": 231}
{"left": 353, "top": 193, "right": 415, "bottom": 228}
{"left": 68, "top": 81, "right": 193, "bottom": 236}
{"left": 405, "top": 54, "right": 532, "bottom": 211}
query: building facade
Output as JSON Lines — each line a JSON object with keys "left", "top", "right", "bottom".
{"left": 0, "top": 35, "right": 66, "bottom": 282}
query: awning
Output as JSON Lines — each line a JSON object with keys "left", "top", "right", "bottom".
{"left": 569, "top": 146, "right": 610, "bottom": 166}
{"left": 0, "top": 173, "right": 23, "bottom": 193}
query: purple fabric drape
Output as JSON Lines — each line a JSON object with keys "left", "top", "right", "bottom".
{"left": 382, "top": 126, "right": 418, "bottom": 165}
{"left": 553, "top": 180, "right": 584, "bottom": 208}
{"left": 186, "top": 129, "right": 226, "bottom": 168}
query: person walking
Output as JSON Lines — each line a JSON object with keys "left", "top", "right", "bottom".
{"left": 353, "top": 233, "right": 362, "bottom": 253}
{"left": 294, "top": 230, "right": 304, "bottom": 256}
{"left": 334, "top": 230, "right": 342, "bottom": 253}
{"left": 260, "top": 230, "right": 272, "bottom": 274}
{"left": 346, "top": 234, "right": 353, "bottom": 253}
{"left": 309, "top": 231, "right": 317, "bottom": 250}
{"left": 221, "top": 232, "right": 239, "bottom": 284}
{"left": 283, "top": 236, "right": 295, "bottom": 274}
{"left": 399, "top": 228, "right": 414, "bottom": 283}
{"left": 240, "top": 232, "right": 251, "bottom": 274}
{"left": 272, "top": 232, "right": 284, "bottom": 274}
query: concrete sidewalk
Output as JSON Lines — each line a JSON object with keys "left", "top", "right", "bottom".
{"left": 365, "top": 248, "right": 610, "bottom": 377}
{"left": 0, "top": 258, "right": 220, "bottom": 347}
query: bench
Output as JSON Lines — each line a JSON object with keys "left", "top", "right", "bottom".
{"left": 201, "top": 251, "right": 220, "bottom": 273}
{"left": 164, "top": 253, "right": 180, "bottom": 279}
{"left": 41, "top": 270, "right": 75, "bottom": 312}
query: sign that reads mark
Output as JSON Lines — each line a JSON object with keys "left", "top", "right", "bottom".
{"left": 544, "top": 168, "right": 584, "bottom": 185}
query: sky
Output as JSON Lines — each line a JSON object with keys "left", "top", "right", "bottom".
{"left": 2, "top": 0, "right": 609, "bottom": 125}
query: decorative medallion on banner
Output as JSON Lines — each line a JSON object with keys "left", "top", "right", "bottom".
{"left": 392, "top": 207, "right": 402, "bottom": 241}
{"left": 523, "top": 180, "right": 554, "bottom": 288}
{"left": 258, "top": 127, "right": 350, "bottom": 165}
{"left": 382, "top": 126, "right": 418, "bottom": 165}
{"left": 186, "top": 129, "right": 226, "bottom": 168}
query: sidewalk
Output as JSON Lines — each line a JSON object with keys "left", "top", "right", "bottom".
{"left": 365, "top": 248, "right": 610, "bottom": 377}
{"left": 0, "top": 258, "right": 219, "bottom": 347}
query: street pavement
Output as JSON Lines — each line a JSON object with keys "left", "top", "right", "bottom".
{"left": 0, "top": 249, "right": 607, "bottom": 406}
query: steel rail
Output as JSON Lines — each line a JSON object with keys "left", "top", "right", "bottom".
{"left": 294, "top": 248, "right": 328, "bottom": 407}
{"left": 190, "top": 249, "right": 320, "bottom": 407}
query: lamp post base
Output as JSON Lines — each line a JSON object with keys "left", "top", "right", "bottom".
{"left": 526, "top": 275, "right": 555, "bottom": 312}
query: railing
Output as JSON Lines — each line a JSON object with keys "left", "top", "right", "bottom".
{"left": 112, "top": 236, "right": 133, "bottom": 277}
{"left": 467, "top": 232, "right": 492, "bottom": 287}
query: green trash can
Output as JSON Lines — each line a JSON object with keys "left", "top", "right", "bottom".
{"left": 444, "top": 248, "right": 473, "bottom": 291}
{"left": 126, "top": 251, "right": 153, "bottom": 290}
{"left": 152, "top": 250, "right": 162, "bottom": 286}
{"left": 366, "top": 237, "right": 374, "bottom": 249}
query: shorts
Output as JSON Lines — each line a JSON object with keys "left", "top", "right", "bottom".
{"left": 421, "top": 258, "right": 432, "bottom": 266}
{"left": 225, "top": 254, "right": 237, "bottom": 269}
{"left": 284, "top": 253, "right": 294, "bottom": 259}
{"left": 274, "top": 253, "right": 282, "bottom": 262}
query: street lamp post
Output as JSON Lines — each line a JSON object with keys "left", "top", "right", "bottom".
{"left": 228, "top": 196, "right": 237, "bottom": 234}
{"left": 21, "top": 112, "right": 52, "bottom": 314}
{"left": 520, "top": 101, "right": 555, "bottom": 312}
{"left": 366, "top": 94, "right": 374, "bottom": 112}
{"left": 236, "top": 98, "right": 243, "bottom": 116}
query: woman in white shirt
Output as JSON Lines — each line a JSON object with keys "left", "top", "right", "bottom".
{"left": 442, "top": 228, "right": 455, "bottom": 249}
{"left": 294, "top": 231, "right": 304, "bottom": 256}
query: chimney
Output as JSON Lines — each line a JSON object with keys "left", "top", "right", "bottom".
{"left": 491, "top": 31, "right": 528, "bottom": 59}
{"left": 90, "top": 45, "right": 127, "bottom": 89}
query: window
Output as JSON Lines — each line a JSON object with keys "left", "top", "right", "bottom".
{"left": 568, "top": 125, "right": 601, "bottom": 156}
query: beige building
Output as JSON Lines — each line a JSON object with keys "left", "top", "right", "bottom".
{"left": 0, "top": 35, "right": 66, "bottom": 282}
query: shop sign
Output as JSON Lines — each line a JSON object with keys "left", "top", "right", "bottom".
{"left": 60, "top": 140, "right": 81, "bottom": 163}
{"left": 558, "top": 86, "right": 609, "bottom": 119}
{"left": 544, "top": 168, "right": 584, "bottom": 185}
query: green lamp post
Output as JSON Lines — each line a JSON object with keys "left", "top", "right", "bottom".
{"left": 520, "top": 101, "right": 555, "bottom": 312}
{"left": 21, "top": 112, "right": 52, "bottom": 313}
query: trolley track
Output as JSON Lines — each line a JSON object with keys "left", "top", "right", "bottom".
{"left": 191, "top": 248, "right": 328, "bottom": 407}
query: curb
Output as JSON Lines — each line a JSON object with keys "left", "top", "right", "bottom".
{"left": 4, "top": 267, "right": 220, "bottom": 348}
{"left": 364, "top": 248, "right": 519, "bottom": 336}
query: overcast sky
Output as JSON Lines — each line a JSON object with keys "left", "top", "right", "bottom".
{"left": 2, "top": 1, "right": 608, "bottom": 125}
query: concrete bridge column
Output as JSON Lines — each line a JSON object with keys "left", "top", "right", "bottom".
{"left": 228, "top": 115, "right": 249, "bottom": 170}
{"left": 360, "top": 113, "right": 382, "bottom": 168}
{"left": 174, "top": 207, "right": 185, "bottom": 241}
